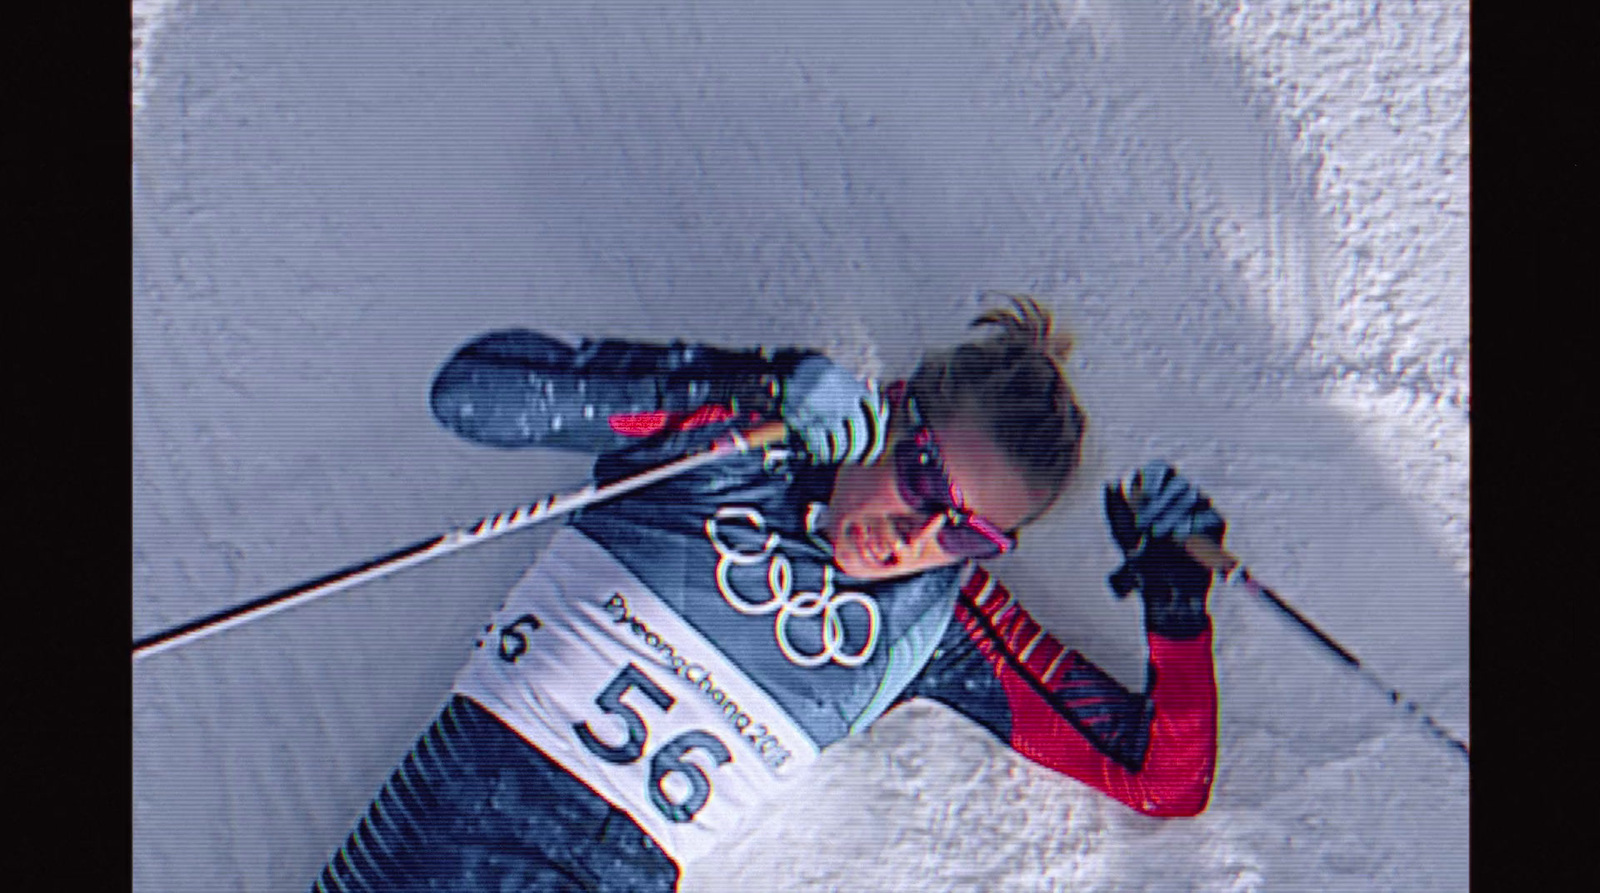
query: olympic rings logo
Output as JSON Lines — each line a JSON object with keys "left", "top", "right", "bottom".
{"left": 704, "top": 505, "right": 881, "bottom": 668}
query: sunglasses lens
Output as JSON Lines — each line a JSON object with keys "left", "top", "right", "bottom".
{"left": 893, "top": 430, "right": 1014, "bottom": 560}
{"left": 937, "top": 523, "right": 1004, "bottom": 559}
{"left": 893, "top": 441, "right": 944, "bottom": 512}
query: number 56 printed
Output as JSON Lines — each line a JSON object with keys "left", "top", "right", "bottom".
{"left": 574, "top": 663, "right": 733, "bottom": 823}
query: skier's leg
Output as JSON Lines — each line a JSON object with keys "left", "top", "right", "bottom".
{"left": 308, "top": 695, "right": 679, "bottom": 892}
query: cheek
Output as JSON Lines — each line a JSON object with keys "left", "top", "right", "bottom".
{"left": 868, "top": 468, "right": 910, "bottom": 516}
{"left": 829, "top": 464, "right": 897, "bottom": 525}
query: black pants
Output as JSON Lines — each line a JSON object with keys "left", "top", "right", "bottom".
{"left": 311, "top": 695, "right": 680, "bottom": 893}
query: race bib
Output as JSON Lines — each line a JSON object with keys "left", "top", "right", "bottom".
{"left": 453, "top": 528, "right": 822, "bottom": 866}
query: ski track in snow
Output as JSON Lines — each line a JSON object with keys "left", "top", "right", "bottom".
{"left": 132, "top": 2, "right": 1468, "bottom": 891}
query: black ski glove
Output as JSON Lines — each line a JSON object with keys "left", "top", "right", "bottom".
{"left": 1104, "top": 462, "right": 1227, "bottom": 640}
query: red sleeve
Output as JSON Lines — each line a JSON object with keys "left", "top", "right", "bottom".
{"left": 919, "top": 567, "right": 1217, "bottom": 817}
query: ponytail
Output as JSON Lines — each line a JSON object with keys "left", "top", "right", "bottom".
{"left": 907, "top": 292, "right": 1087, "bottom": 523}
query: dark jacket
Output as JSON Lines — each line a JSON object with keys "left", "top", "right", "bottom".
{"left": 432, "top": 329, "right": 1218, "bottom": 817}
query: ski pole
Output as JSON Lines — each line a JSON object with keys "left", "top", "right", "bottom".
{"left": 1182, "top": 537, "right": 1470, "bottom": 763}
{"left": 132, "top": 421, "right": 790, "bottom": 663}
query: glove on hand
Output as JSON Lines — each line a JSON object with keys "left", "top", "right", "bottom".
{"left": 1103, "top": 462, "right": 1227, "bottom": 640}
{"left": 779, "top": 355, "right": 889, "bottom": 465}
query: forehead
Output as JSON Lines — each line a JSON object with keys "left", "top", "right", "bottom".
{"left": 924, "top": 421, "right": 1037, "bottom": 531}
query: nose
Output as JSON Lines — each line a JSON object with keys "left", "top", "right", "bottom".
{"left": 891, "top": 513, "right": 944, "bottom": 550}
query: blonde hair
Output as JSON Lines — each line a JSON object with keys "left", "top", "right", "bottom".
{"left": 907, "top": 292, "right": 1086, "bottom": 525}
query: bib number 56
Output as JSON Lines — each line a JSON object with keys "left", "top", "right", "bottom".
{"left": 573, "top": 663, "right": 733, "bottom": 823}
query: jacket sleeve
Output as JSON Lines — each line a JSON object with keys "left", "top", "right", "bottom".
{"left": 900, "top": 567, "right": 1217, "bottom": 817}
{"left": 428, "top": 329, "right": 812, "bottom": 452}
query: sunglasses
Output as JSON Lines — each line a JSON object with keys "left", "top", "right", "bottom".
{"left": 892, "top": 394, "right": 1017, "bottom": 560}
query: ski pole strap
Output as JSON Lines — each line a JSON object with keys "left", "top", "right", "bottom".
{"left": 1181, "top": 536, "right": 1239, "bottom": 581}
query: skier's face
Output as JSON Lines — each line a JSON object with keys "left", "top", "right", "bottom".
{"left": 825, "top": 412, "right": 1038, "bottom": 581}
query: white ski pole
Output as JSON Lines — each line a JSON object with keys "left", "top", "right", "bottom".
{"left": 133, "top": 421, "right": 789, "bottom": 663}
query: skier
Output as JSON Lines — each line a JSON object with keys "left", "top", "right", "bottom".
{"left": 310, "top": 295, "right": 1224, "bottom": 892}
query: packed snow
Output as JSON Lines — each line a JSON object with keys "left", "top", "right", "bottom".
{"left": 132, "top": 2, "right": 1468, "bottom": 890}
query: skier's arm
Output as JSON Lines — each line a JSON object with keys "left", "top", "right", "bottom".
{"left": 428, "top": 329, "right": 809, "bottom": 452}
{"left": 900, "top": 567, "right": 1216, "bottom": 817}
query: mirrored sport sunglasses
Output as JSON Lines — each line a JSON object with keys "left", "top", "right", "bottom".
{"left": 891, "top": 391, "right": 1018, "bottom": 560}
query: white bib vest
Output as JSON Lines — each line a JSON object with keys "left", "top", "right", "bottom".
{"left": 454, "top": 528, "right": 823, "bottom": 866}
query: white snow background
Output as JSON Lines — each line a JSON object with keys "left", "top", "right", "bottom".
{"left": 132, "top": 1, "right": 1469, "bottom": 890}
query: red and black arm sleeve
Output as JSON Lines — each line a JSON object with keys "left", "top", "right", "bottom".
{"left": 428, "top": 329, "right": 810, "bottom": 452}
{"left": 901, "top": 567, "right": 1217, "bottom": 817}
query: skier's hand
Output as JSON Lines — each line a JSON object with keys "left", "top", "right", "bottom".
{"left": 1105, "top": 462, "right": 1226, "bottom": 554}
{"left": 779, "top": 355, "right": 889, "bottom": 465}
{"left": 1103, "top": 462, "right": 1227, "bottom": 640}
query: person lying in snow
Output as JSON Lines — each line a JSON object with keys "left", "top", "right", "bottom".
{"left": 310, "top": 295, "right": 1223, "bottom": 893}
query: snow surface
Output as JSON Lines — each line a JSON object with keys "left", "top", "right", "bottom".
{"left": 132, "top": 1, "right": 1469, "bottom": 890}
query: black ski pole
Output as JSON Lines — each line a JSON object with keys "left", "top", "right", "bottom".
{"left": 1184, "top": 537, "right": 1470, "bottom": 763}
{"left": 133, "top": 421, "right": 789, "bottom": 662}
